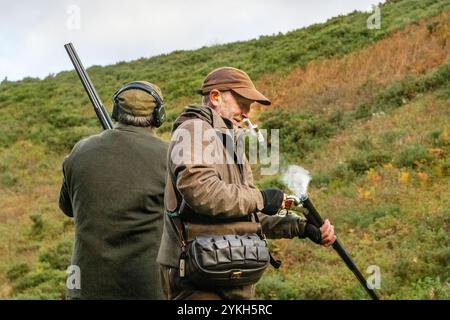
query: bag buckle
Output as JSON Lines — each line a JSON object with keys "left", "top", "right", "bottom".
{"left": 230, "top": 271, "right": 242, "bottom": 279}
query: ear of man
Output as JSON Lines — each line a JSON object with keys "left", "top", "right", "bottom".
{"left": 209, "top": 89, "right": 221, "bottom": 106}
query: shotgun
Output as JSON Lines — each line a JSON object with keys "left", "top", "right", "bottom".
{"left": 288, "top": 194, "right": 380, "bottom": 300}
{"left": 283, "top": 165, "right": 380, "bottom": 300}
{"left": 64, "top": 42, "right": 113, "bottom": 130}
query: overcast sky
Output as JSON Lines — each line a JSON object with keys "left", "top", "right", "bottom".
{"left": 1, "top": 0, "right": 384, "bottom": 81}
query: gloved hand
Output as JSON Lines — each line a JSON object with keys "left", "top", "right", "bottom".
{"left": 304, "top": 219, "right": 336, "bottom": 246}
{"left": 260, "top": 188, "right": 284, "bottom": 215}
{"left": 304, "top": 223, "right": 322, "bottom": 244}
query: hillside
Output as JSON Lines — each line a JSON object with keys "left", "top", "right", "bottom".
{"left": 0, "top": 0, "right": 449, "bottom": 299}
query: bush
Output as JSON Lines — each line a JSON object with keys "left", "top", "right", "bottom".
{"left": 47, "top": 108, "right": 86, "bottom": 129}
{"left": 427, "top": 129, "right": 449, "bottom": 148}
{"left": 418, "top": 63, "right": 450, "bottom": 92}
{"left": 8, "top": 240, "right": 73, "bottom": 299}
{"left": 38, "top": 240, "right": 73, "bottom": 270}
{"left": 382, "top": 130, "right": 406, "bottom": 144}
{"left": 332, "top": 163, "right": 356, "bottom": 182}
{"left": 351, "top": 64, "right": 450, "bottom": 121}
{"left": 395, "top": 144, "right": 432, "bottom": 168}
{"left": 255, "top": 175, "right": 286, "bottom": 190}
{"left": 353, "top": 136, "right": 374, "bottom": 151}
{"left": 348, "top": 150, "right": 391, "bottom": 174}
{"left": 45, "top": 126, "right": 99, "bottom": 152}
{"left": 341, "top": 204, "right": 401, "bottom": 229}
{"left": 29, "top": 214, "right": 45, "bottom": 240}
{"left": 6, "top": 263, "right": 31, "bottom": 282}
{"left": 328, "top": 109, "right": 346, "bottom": 128}
{"left": 311, "top": 172, "right": 332, "bottom": 188}
{"left": 374, "top": 75, "right": 418, "bottom": 111}
{"left": 353, "top": 103, "right": 371, "bottom": 119}
{"left": 260, "top": 110, "right": 335, "bottom": 160}
{"left": 256, "top": 273, "right": 300, "bottom": 299}
{"left": 12, "top": 265, "right": 66, "bottom": 299}
{"left": 0, "top": 172, "right": 18, "bottom": 187}
{"left": 407, "top": 277, "right": 450, "bottom": 299}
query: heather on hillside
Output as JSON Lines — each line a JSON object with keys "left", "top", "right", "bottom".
{"left": 0, "top": 0, "right": 449, "bottom": 299}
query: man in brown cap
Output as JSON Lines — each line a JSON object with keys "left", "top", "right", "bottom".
{"left": 197, "top": 66, "right": 271, "bottom": 106}
{"left": 157, "top": 67, "right": 336, "bottom": 300}
{"left": 59, "top": 81, "right": 168, "bottom": 299}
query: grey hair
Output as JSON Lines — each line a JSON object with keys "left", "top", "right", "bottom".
{"left": 202, "top": 94, "right": 211, "bottom": 107}
{"left": 116, "top": 109, "right": 154, "bottom": 127}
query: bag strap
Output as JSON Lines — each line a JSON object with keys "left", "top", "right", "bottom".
{"left": 169, "top": 212, "right": 188, "bottom": 278}
{"left": 252, "top": 212, "right": 282, "bottom": 269}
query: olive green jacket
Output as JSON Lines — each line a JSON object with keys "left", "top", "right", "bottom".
{"left": 59, "top": 123, "right": 168, "bottom": 299}
{"left": 157, "top": 106, "right": 306, "bottom": 281}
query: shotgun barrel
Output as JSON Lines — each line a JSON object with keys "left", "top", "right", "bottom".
{"left": 64, "top": 43, "right": 113, "bottom": 130}
{"left": 291, "top": 196, "right": 380, "bottom": 300}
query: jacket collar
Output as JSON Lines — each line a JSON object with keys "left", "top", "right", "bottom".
{"left": 173, "top": 104, "right": 235, "bottom": 134}
{"left": 114, "top": 123, "right": 155, "bottom": 136}
{"left": 208, "top": 106, "right": 234, "bottom": 133}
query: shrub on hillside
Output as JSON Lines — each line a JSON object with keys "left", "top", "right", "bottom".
{"left": 427, "top": 129, "right": 449, "bottom": 148}
{"left": 353, "top": 103, "right": 371, "bottom": 119}
{"left": 8, "top": 240, "right": 73, "bottom": 299}
{"left": 29, "top": 214, "right": 45, "bottom": 240}
{"left": 331, "top": 163, "right": 357, "bottom": 182}
{"left": 348, "top": 150, "right": 391, "bottom": 174}
{"left": 0, "top": 172, "right": 19, "bottom": 187}
{"left": 407, "top": 277, "right": 450, "bottom": 299}
{"left": 340, "top": 204, "right": 401, "bottom": 229}
{"left": 47, "top": 108, "right": 86, "bottom": 129}
{"left": 256, "top": 273, "right": 301, "bottom": 300}
{"left": 38, "top": 240, "right": 72, "bottom": 270}
{"left": 6, "top": 263, "right": 31, "bottom": 282}
{"left": 260, "top": 110, "right": 335, "bottom": 159}
{"left": 328, "top": 109, "right": 346, "bottom": 129}
{"left": 311, "top": 172, "right": 332, "bottom": 188}
{"left": 353, "top": 136, "right": 374, "bottom": 151}
{"left": 12, "top": 265, "right": 66, "bottom": 300}
{"left": 382, "top": 130, "right": 407, "bottom": 144}
{"left": 394, "top": 144, "right": 432, "bottom": 168}
{"left": 255, "top": 175, "right": 286, "bottom": 190}
{"left": 374, "top": 75, "right": 418, "bottom": 111}
{"left": 45, "top": 126, "right": 99, "bottom": 152}
{"left": 418, "top": 63, "right": 450, "bottom": 92}
{"left": 351, "top": 63, "right": 450, "bottom": 121}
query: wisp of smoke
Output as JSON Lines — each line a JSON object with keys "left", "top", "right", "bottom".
{"left": 282, "top": 165, "right": 311, "bottom": 197}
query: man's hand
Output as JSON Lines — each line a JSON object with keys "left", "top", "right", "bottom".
{"left": 304, "top": 219, "right": 337, "bottom": 246}
{"left": 320, "top": 219, "right": 336, "bottom": 247}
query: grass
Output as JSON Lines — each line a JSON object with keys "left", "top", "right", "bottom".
{"left": 0, "top": 0, "right": 449, "bottom": 299}
{"left": 256, "top": 90, "right": 449, "bottom": 299}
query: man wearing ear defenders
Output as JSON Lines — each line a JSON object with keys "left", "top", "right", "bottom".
{"left": 157, "top": 67, "right": 336, "bottom": 300}
{"left": 59, "top": 81, "right": 168, "bottom": 299}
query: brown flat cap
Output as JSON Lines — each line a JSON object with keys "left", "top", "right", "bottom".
{"left": 198, "top": 67, "right": 271, "bottom": 105}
